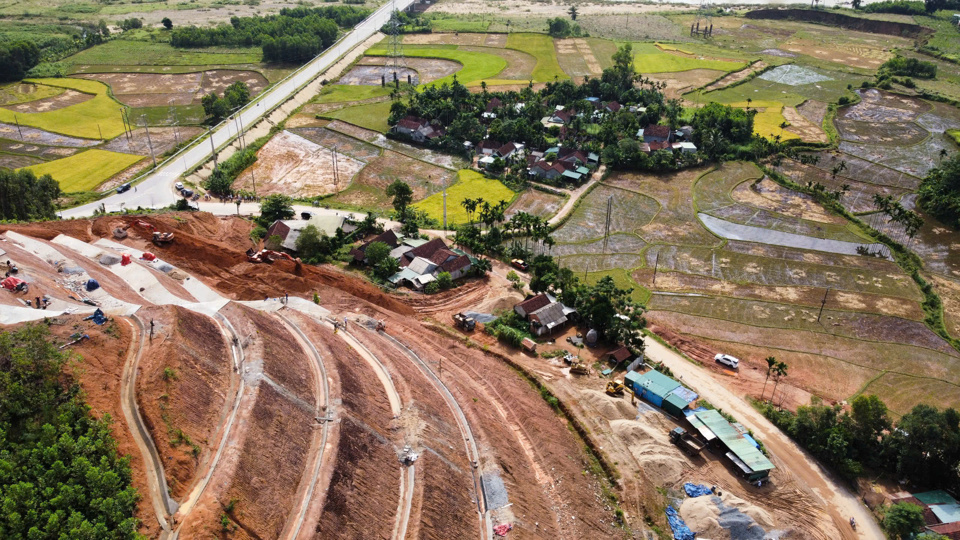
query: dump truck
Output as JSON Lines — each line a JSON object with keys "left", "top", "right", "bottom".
{"left": 453, "top": 313, "right": 476, "bottom": 331}
{"left": 669, "top": 427, "right": 705, "bottom": 456}
{"left": 605, "top": 380, "right": 625, "bottom": 397}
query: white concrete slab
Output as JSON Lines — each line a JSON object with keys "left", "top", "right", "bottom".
{"left": 3, "top": 231, "right": 141, "bottom": 315}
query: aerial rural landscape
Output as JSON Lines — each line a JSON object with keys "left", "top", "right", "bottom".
{"left": 3, "top": 0, "right": 960, "bottom": 538}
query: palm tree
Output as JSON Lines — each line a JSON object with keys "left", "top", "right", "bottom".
{"left": 760, "top": 356, "right": 777, "bottom": 401}
{"left": 770, "top": 361, "right": 788, "bottom": 406}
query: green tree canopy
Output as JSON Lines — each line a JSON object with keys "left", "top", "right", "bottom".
{"left": 883, "top": 502, "right": 925, "bottom": 539}
{"left": 691, "top": 102, "right": 755, "bottom": 159}
{"left": 386, "top": 180, "right": 413, "bottom": 221}
{"left": 574, "top": 276, "right": 646, "bottom": 353}
{"left": 0, "top": 169, "right": 61, "bottom": 221}
{"left": 258, "top": 193, "right": 294, "bottom": 226}
{"left": 365, "top": 241, "right": 391, "bottom": 267}
{"left": 919, "top": 153, "right": 960, "bottom": 229}
{"left": 0, "top": 324, "right": 140, "bottom": 538}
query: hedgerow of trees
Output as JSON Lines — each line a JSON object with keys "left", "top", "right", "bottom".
{"left": 0, "top": 41, "right": 40, "bottom": 82}
{"left": 0, "top": 169, "right": 61, "bottom": 221}
{"left": 879, "top": 56, "right": 937, "bottom": 79}
{"left": 918, "top": 153, "right": 960, "bottom": 228}
{"left": 170, "top": 6, "right": 368, "bottom": 63}
{"left": 201, "top": 81, "right": 250, "bottom": 123}
{"left": 0, "top": 324, "right": 140, "bottom": 538}
{"left": 760, "top": 395, "right": 960, "bottom": 493}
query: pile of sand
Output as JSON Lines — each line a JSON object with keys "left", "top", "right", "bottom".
{"left": 680, "top": 491, "right": 776, "bottom": 540}
{"left": 580, "top": 389, "right": 637, "bottom": 421}
{"left": 610, "top": 418, "right": 688, "bottom": 485}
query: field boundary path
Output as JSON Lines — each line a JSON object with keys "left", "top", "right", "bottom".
{"left": 62, "top": 0, "right": 416, "bottom": 219}
{"left": 643, "top": 337, "right": 882, "bottom": 540}
{"left": 698, "top": 213, "right": 885, "bottom": 256}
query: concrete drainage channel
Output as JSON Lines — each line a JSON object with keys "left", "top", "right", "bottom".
{"left": 369, "top": 325, "right": 493, "bottom": 540}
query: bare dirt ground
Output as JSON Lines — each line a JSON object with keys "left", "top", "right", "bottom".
{"left": 78, "top": 70, "right": 268, "bottom": 108}
{"left": 357, "top": 56, "right": 461, "bottom": 83}
{"left": 134, "top": 305, "right": 232, "bottom": 500}
{"left": 703, "top": 61, "right": 769, "bottom": 93}
{"left": 506, "top": 188, "right": 566, "bottom": 219}
{"left": 3, "top": 89, "right": 93, "bottom": 113}
{"left": 797, "top": 99, "right": 828, "bottom": 129}
{"left": 556, "top": 38, "right": 603, "bottom": 78}
{"left": 649, "top": 69, "right": 726, "bottom": 101}
{"left": 235, "top": 129, "right": 365, "bottom": 198}
{"left": 731, "top": 176, "right": 842, "bottom": 224}
{"left": 102, "top": 126, "right": 202, "bottom": 157}
{"left": 782, "top": 105, "right": 829, "bottom": 143}
{"left": 339, "top": 64, "right": 420, "bottom": 85}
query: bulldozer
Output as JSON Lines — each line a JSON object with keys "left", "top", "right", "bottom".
{"left": 605, "top": 380, "right": 625, "bottom": 397}
{"left": 569, "top": 362, "right": 589, "bottom": 375}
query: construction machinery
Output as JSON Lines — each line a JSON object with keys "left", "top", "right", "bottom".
{"left": 246, "top": 248, "right": 299, "bottom": 264}
{"left": 605, "top": 380, "right": 625, "bottom": 397}
{"left": 453, "top": 312, "right": 476, "bottom": 331}
{"left": 670, "top": 427, "right": 706, "bottom": 456}
{"left": 113, "top": 220, "right": 174, "bottom": 245}
{"left": 569, "top": 362, "right": 589, "bottom": 375}
{"left": 152, "top": 231, "right": 174, "bottom": 245}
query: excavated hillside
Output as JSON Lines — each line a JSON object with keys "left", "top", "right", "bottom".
{"left": 0, "top": 212, "right": 620, "bottom": 539}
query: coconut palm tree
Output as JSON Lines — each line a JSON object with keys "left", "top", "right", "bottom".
{"left": 760, "top": 356, "right": 777, "bottom": 401}
{"left": 770, "top": 361, "right": 788, "bottom": 406}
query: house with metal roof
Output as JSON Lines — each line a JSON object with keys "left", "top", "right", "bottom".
{"left": 625, "top": 369, "right": 681, "bottom": 408}
{"left": 691, "top": 409, "right": 775, "bottom": 482}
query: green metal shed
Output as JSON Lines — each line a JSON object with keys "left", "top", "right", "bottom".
{"left": 663, "top": 392, "right": 690, "bottom": 418}
{"left": 694, "top": 409, "right": 775, "bottom": 481}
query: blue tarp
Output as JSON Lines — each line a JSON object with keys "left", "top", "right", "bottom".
{"left": 684, "top": 483, "right": 713, "bottom": 498}
{"left": 84, "top": 308, "right": 107, "bottom": 325}
{"left": 666, "top": 505, "right": 695, "bottom": 540}
{"left": 85, "top": 279, "right": 100, "bottom": 291}
{"left": 743, "top": 433, "right": 760, "bottom": 449}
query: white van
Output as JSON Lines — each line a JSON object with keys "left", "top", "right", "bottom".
{"left": 715, "top": 353, "right": 739, "bottom": 369}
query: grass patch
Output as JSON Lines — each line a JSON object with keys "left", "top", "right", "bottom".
{"left": 585, "top": 267, "right": 651, "bottom": 305}
{"left": 0, "top": 82, "right": 64, "bottom": 106}
{"left": 313, "top": 84, "right": 392, "bottom": 104}
{"left": 0, "top": 78, "right": 125, "bottom": 139}
{"left": 506, "top": 33, "right": 567, "bottom": 82}
{"left": 319, "top": 100, "right": 393, "bottom": 133}
{"left": 63, "top": 38, "right": 262, "bottom": 69}
{"left": 130, "top": 104, "right": 205, "bottom": 126}
{"left": 367, "top": 45, "right": 507, "bottom": 87}
{"left": 426, "top": 14, "right": 491, "bottom": 33}
{"left": 22, "top": 149, "right": 143, "bottom": 192}
{"left": 947, "top": 129, "right": 960, "bottom": 146}
{"left": 413, "top": 169, "right": 515, "bottom": 225}
{"left": 634, "top": 49, "right": 746, "bottom": 74}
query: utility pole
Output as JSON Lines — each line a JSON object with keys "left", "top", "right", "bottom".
{"left": 332, "top": 145, "right": 340, "bottom": 193}
{"left": 653, "top": 250, "right": 660, "bottom": 287}
{"left": 13, "top": 114, "right": 23, "bottom": 140}
{"left": 817, "top": 287, "right": 830, "bottom": 322}
{"left": 209, "top": 127, "right": 217, "bottom": 168}
{"left": 141, "top": 116, "right": 156, "bottom": 168}
{"left": 97, "top": 123, "right": 103, "bottom": 141}
{"left": 442, "top": 188, "right": 447, "bottom": 231}
{"left": 250, "top": 168, "right": 257, "bottom": 197}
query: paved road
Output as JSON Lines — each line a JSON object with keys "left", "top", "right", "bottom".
{"left": 63, "top": 0, "right": 413, "bottom": 219}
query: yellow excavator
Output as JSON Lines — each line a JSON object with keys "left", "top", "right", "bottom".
{"left": 605, "top": 380, "right": 625, "bottom": 397}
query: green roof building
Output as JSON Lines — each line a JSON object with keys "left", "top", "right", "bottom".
{"left": 693, "top": 409, "right": 775, "bottom": 482}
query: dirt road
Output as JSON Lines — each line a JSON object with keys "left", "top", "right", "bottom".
{"left": 643, "top": 338, "right": 881, "bottom": 540}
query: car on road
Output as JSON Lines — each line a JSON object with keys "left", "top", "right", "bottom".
{"left": 715, "top": 353, "right": 739, "bottom": 369}
{"left": 181, "top": 189, "right": 194, "bottom": 198}
{"left": 175, "top": 182, "right": 184, "bottom": 191}
{"left": 116, "top": 183, "right": 131, "bottom": 194}
{"left": 511, "top": 259, "right": 529, "bottom": 271}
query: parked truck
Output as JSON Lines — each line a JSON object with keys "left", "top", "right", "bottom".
{"left": 670, "top": 427, "right": 705, "bottom": 456}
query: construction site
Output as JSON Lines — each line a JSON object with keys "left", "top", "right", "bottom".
{"left": 0, "top": 211, "right": 875, "bottom": 540}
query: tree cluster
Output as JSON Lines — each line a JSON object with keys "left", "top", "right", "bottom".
{"left": 118, "top": 18, "right": 143, "bottom": 31}
{"left": 170, "top": 7, "right": 367, "bottom": 64}
{"left": 918, "top": 153, "right": 960, "bottom": 229}
{"left": 0, "top": 324, "right": 140, "bottom": 538}
{"left": 0, "top": 169, "right": 61, "bottom": 221}
{"left": 547, "top": 17, "right": 582, "bottom": 38}
{"left": 204, "top": 146, "right": 257, "bottom": 195}
{"left": 879, "top": 56, "right": 937, "bottom": 79}
{"left": 200, "top": 81, "right": 250, "bottom": 123}
{"left": 862, "top": 0, "right": 927, "bottom": 14}
{"left": 761, "top": 395, "right": 960, "bottom": 492}
{"left": 690, "top": 102, "right": 756, "bottom": 160}
{"left": 295, "top": 224, "right": 347, "bottom": 263}
{"left": 0, "top": 41, "right": 40, "bottom": 82}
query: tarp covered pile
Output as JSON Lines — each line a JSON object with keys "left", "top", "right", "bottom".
{"left": 684, "top": 483, "right": 713, "bottom": 498}
{"left": 666, "top": 505, "right": 695, "bottom": 540}
{"left": 85, "top": 279, "right": 100, "bottom": 291}
{"left": 493, "top": 523, "right": 512, "bottom": 537}
{"left": 141, "top": 252, "right": 156, "bottom": 261}
{"left": 121, "top": 254, "right": 132, "bottom": 266}
{"left": 84, "top": 309, "right": 107, "bottom": 325}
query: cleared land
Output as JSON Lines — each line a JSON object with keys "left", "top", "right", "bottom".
{"left": 21, "top": 149, "right": 143, "bottom": 192}
{"left": 237, "top": 130, "right": 365, "bottom": 198}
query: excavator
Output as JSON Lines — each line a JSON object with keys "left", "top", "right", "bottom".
{"left": 605, "top": 380, "right": 625, "bottom": 397}
{"left": 246, "top": 248, "right": 301, "bottom": 265}
{"left": 113, "top": 220, "right": 174, "bottom": 245}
